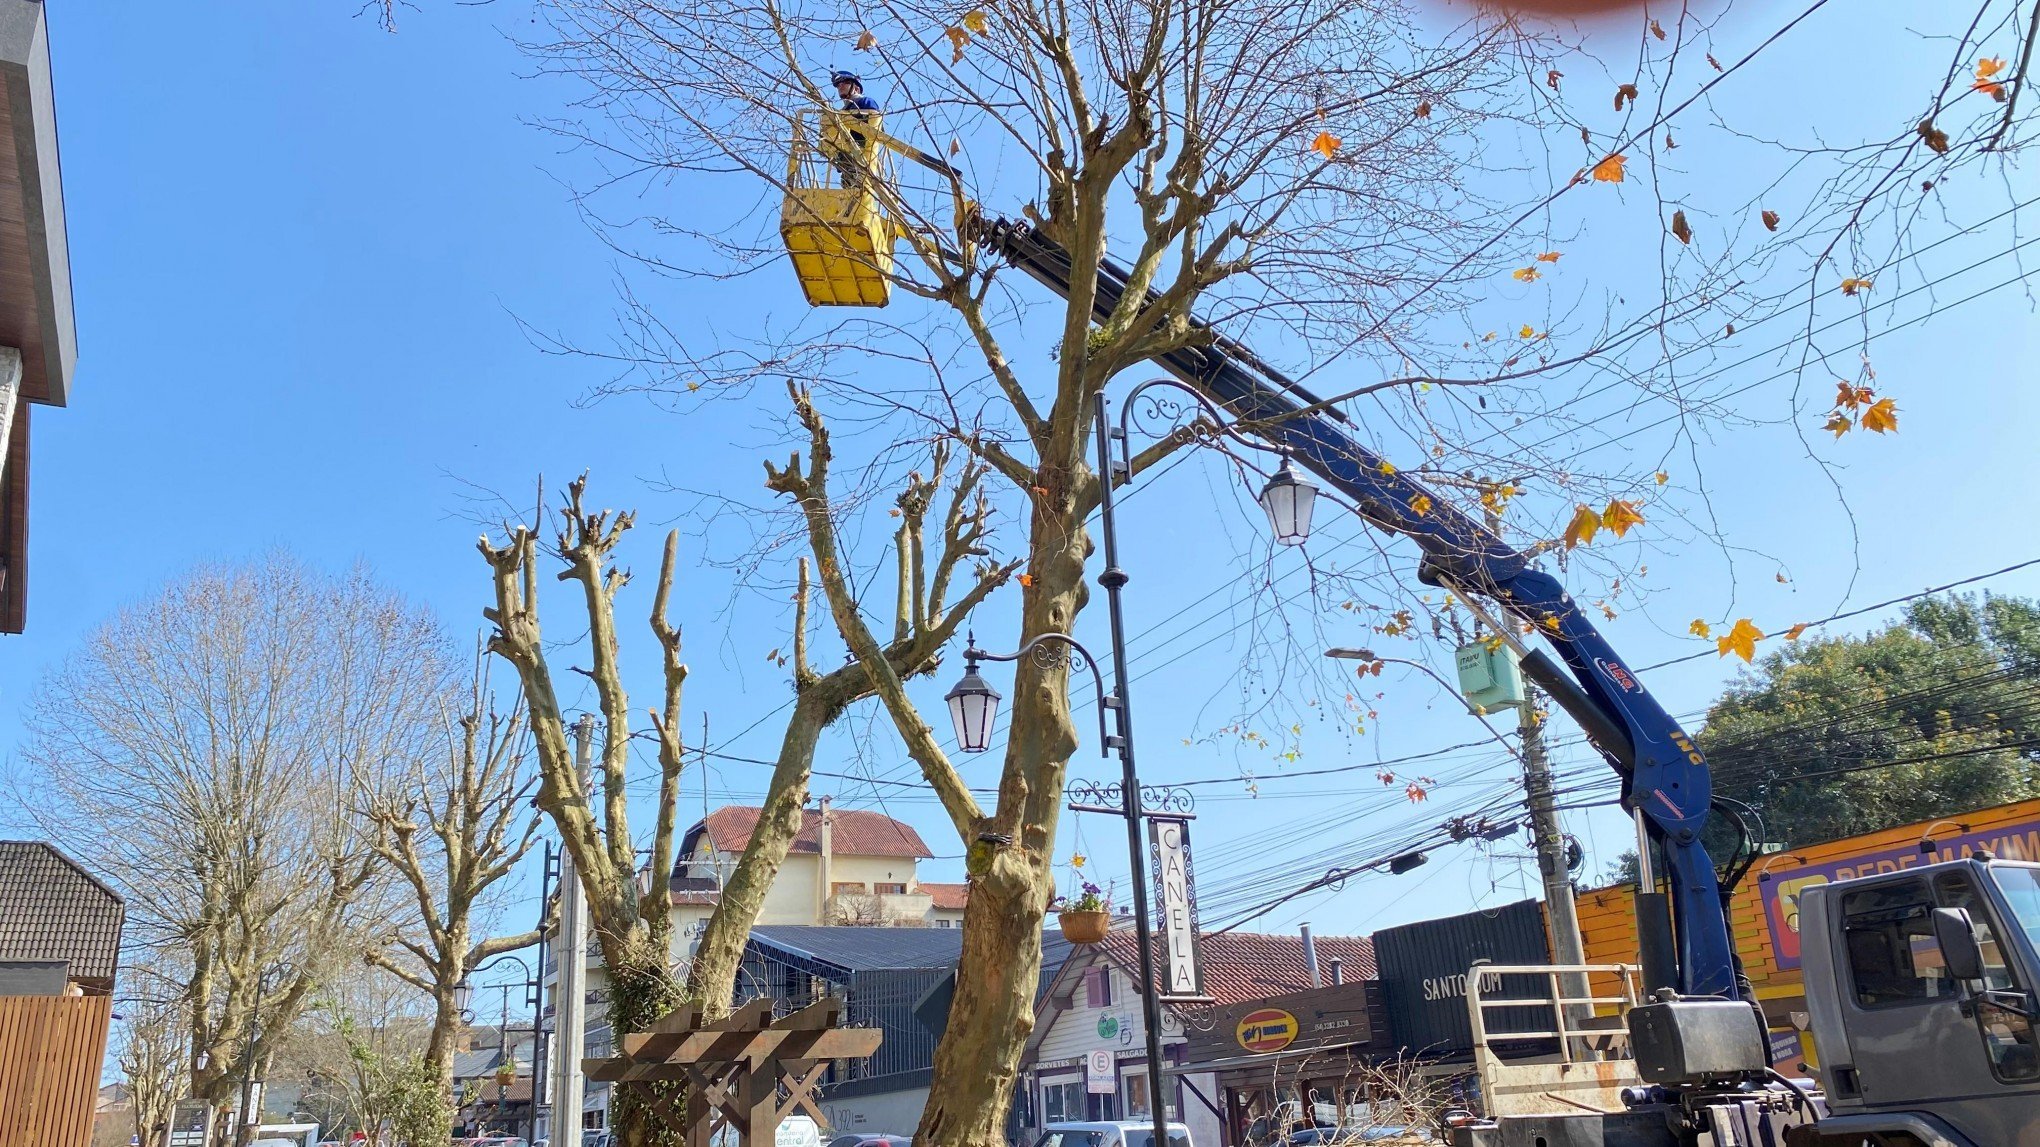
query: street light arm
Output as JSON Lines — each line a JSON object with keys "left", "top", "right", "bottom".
{"left": 1114, "top": 377, "right": 1289, "bottom": 485}
{"left": 964, "top": 632, "right": 1114, "bottom": 756}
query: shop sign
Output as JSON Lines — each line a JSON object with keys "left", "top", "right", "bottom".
{"left": 1235, "top": 1008, "right": 1298, "bottom": 1053}
{"left": 1760, "top": 818, "right": 2040, "bottom": 970}
{"left": 1151, "top": 818, "right": 1203, "bottom": 996}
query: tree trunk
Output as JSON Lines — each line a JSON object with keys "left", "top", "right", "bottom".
{"left": 418, "top": 986, "right": 460, "bottom": 1147}
{"left": 916, "top": 502, "right": 1087, "bottom": 1147}
{"left": 602, "top": 939, "right": 686, "bottom": 1147}
{"left": 685, "top": 683, "right": 845, "bottom": 1015}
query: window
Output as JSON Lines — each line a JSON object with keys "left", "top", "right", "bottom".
{"left": 832, "top": 881, "right": 868, "bottom": 895}
{"left": 875, "top": 882, "right": 908, "bottom": 895}
{"left": 1035, "top": 1133, "right": 1105, "bottom": 1147}
{"left": 1086, "top": 966, "right": 1114, "bottom": 1008}
{"left": 1124, "top": 1071, "right": 1152, "bottom": 1120}
{"left": 1840, "top": 879, "right": 1952, "bottom": 1007}
{"left": 1936, "top": 869, "right": 2040, "bottom": 1081}
{"left": 1932, "top": 870, "right": 2015, "bottom": 990}
{"left": 1041, "top": 1079, "right": 1087, "bottom": 1125}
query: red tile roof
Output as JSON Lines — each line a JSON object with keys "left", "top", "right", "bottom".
{"left": 918, "top": 881, "right": 970, "bottom": 910}
{"left": 1098, "top": 928, "right": 1374, "bottom": 1006}
{"left": 698, "top": 806, "right": 933, "bottom": 859}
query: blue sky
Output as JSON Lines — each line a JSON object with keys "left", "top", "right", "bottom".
{"left": 7, "top": 0, "right": 2038, "bottom": 995}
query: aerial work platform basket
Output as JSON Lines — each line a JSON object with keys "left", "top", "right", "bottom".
{"left": 782, "top": 108, "right": 898, "bottom": 307}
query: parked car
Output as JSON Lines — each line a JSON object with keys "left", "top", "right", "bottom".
{"left": 827, "top": 1134, "right": 912, "bottom": 1147}
{"left": 1034, "top": 1120, "right": 1193, "bottom": 1147}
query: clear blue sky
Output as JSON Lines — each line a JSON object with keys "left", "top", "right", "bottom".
{"left": 6, "top": 0, "right": 2037, "bottom": 987}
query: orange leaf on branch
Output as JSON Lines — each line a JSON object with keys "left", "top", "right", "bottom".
{"left": 1614, "top": 83, "right": 1639, "bottom": 111}
{"left": 1861, "top": 397, "right": 1899, "bottom": 434}
{"left": 1536, "top": 251, "right": 1562, "bottom": 263}
{"left": 1310, "top": 131, "right": 1341, "bottom": 159}
{"left": 1600, "top": 499, "right": 1645, "bottom": 537}
{"left": 854, "top": 28, "right": 878, "bottom": 49}
{"left": 1840, "top": 277, "right": 1873, "bottom": 296}
{"left": 1670, "top": 209, "right": 1692, "bottom": 245}
{"left": 1761, "top": 209, "right": 1780, "bottom": 231}
{"left": 1783, "top": 623, "right": 1810, "bottom": 641}
{"left": 1590, "top": 154, "right": 1627, "bottom": 183}
{"left": 1562, "top": 503, "right": 1601, "bottom": 548}
{"left": 1688, "top": 619, "right": 1712, "bottom": 639}
{"left": 1512, "top": 266, "right": 1541, "bottom": 282}
{"left": 962, "top": 8, "right": 990, "bottom": 33}
{"left": 1717, "top": 618, "right": 1764, "bottom": 662}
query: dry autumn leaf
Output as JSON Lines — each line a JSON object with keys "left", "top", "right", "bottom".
{"left": 1547, "top": 69, "right": 1563, "bottom": 91}
{"left": 1409, "top": 494, "right": 1433, "bottom": 516}
{"left": 1512, "top": 266, "right": 1541, "bottom": 282}
{"left": 1614, "top": 82, "right": 1640, "bottom": 111}
{"left": 949, "top": 136, "right": 962, "bottom": 155}
{"left": 1654, "top": 470, "right": 1669, "bottom": 485}
{"left": 1761, "top": 209, "right": 1780, "bottom": 231}
{"left": 1717, "top": 618, "right": 1764, "bottom": 662}
{"left": 1591, "top": 154, "right": 1627, "bottom": 183}
{"left": 1415, "top": 100, "right": 1432, "bottom": 118}
{"left": 1519, "top": 324, "right": 1537, "bottom": 338}
{"left": 854, "top": 28, "right": 878, "bottom": 49}
{"left": 962, "top": 8, "right": 990, "bottom": 33}
{"left": 1563, "top": 503, "right": 1601, "bottom": 548}
{"left": 1918, "top": 119, "right": 1950, "bottom": 154}
{"left": 1784, "top": 622, "right": 1810, "bottom": 641}
{"left": 1688, "top": 619, "right": 1712, "bottom": 639}
{"left": 1706, "top": 52, "right": 1722, "bottom": 71}
{"left": 1017, "top": 573, "right": 1033, "bottom": 587}
{"left": 1825, "top": 413, "right": 1853, "bottom": 438}
{"left": 1840, "top": 277, "right": 1873, "bottom": 296}
{"left": 1536, "top": 251, "right": 1562, "bottom": 263}
{"left": 1405, "top": 783, "right": 1429, "bottom": 803}
{"left": 1377, "top": 460, "right": 1396, "bottom": 475}
{"left": 1976, "top": 56, "right": 2008, "bottom": 100}
{"left": 1861, "top": 396, "right": 1898, "bottom": 433}
{"left": 1311, "top": 131, "right": 1341, "bottom": 159}
{"left": 1650, "top": 18, "right": 1666, "bottom": 39}
{"left": 945, "top": 24, "right": 970, "bottom": 59}
{"left": 1601, "top": 499, "right": 1646, "bottom": 537}
{"left": 1670, "top": 209, "right": 1692, "bottom": 244}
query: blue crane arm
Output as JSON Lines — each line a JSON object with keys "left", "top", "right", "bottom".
{"left": 975, "top": 217, "right": 1736, "bottom": 997}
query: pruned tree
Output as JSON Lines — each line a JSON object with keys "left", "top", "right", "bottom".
{"left": 475, "top": 469, "right": 1010, "bottom": 1145}
{"left": 523, "top": 0, "right": 2040, "bottom": 1142}
{"left": 11, "top": 554, "right": 448, "bottom": 1147}
{"left": 358, "top": 654, "right": 550, "bottom": 1144}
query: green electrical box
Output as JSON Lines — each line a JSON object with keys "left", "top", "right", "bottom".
{"left": 1455, "top": 640, "right": 1525, "bottom": 713}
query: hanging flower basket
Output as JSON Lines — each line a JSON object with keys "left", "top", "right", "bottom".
{"left": 1058, "top": 909, "right": 1111, "bottom": 944}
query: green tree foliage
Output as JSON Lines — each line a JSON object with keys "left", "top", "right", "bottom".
{"left": 1700, "top": 593, "right": 2040, "bottom": 853}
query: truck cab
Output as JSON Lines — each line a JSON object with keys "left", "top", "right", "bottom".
{"left": 1798, "top": 857, "right": 2040, "bottom": 1146}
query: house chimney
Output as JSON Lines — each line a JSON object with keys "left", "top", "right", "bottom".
{"left": 1301, "top": 922, "right": 1321, "bottom": 987}
{"left": 1329, "top": 957, "right": 1344, "bottom": 986}
{"left": 818, "top": 795, "right": 835, "bottom": 922}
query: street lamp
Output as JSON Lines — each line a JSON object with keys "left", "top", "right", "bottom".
{"left": 945, "top": 661, "right": 1003, "bottom": 754}
{"left": 454, "top": 978, "right": 475, "bottom": 1022}
{"left": 1257, "top": 456, "right": 1318, "bottom": 545}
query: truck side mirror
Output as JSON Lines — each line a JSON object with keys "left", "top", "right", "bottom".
{"left": 1932, "top": 906, "right": 1986, "bottom": 981}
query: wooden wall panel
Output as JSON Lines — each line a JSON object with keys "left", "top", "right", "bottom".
{"left": 0, "top": 995, "right": 113, "bottom": 1147}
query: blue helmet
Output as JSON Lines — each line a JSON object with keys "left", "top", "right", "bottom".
{"left": 830, "top": 70, "right": 863, "bottom": 91}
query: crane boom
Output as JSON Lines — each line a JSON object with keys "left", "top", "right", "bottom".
{"left": 975, "top": 216, "right": 1737, "bottom": 997}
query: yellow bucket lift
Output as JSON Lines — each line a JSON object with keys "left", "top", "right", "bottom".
{"left": 782, "top": 108, "right": 899, "bottom": 307}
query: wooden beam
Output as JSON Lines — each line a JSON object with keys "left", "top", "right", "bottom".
{"left": 599, "top": 1030, "right": 882, "bottom": 1081}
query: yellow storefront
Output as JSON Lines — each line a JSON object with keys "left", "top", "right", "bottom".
{"left": 1571, "top": 797, "right": 2040, "bottom": 1068}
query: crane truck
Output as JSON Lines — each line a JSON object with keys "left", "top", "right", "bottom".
{"left": 960, "top": 216, "right": 2040, "bottom": 1146}
{"left": 777, "top": 115, "right": 2040, "bottom": 1139}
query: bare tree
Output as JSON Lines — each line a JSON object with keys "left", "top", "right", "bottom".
{"left": 13, "top": 554, "right": 450, "bottom": 1147}
{"left": 358, "top": 652, "right": 549, "bottom": 1144}
{"left": 475, "top": 470, "right": 1009, "bottom": 1145}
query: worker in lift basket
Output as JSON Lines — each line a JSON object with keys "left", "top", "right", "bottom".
{"left": 828, "top": 70, "right": 881, "bottom": 191}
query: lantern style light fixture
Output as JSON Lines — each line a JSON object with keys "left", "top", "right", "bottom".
{"left": 453, "top": 978, "right": 474, "bottom": 1018}
{"left": 1257, "top": 455, "right": 1318, "bottom": 546}
{"left": 945, "top": 656, "right": 1002, "bottom": 753}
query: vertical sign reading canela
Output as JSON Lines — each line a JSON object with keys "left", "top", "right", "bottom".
{"left": 1151, "top": 817, "right": 1203, "bottom": 996}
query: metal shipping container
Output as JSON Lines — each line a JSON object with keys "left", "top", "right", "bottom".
{"left": 1371, "top": 898, "right": 1553, "bottom": 1057}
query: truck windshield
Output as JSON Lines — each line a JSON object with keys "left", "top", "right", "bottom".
{"left": 1996, "top": 865, "right": 2040, "bottom": 951}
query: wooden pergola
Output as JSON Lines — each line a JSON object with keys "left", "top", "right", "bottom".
{"left": 586, "top": 998, "right": 882, "bottom": 1147}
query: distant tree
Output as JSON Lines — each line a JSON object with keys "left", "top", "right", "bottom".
{"left": 359, "top": 654, "right": 547, "bottom": 1146}
{"left": 14, "top": 554, "right": 447, "bottom": 1147}
{"left": 116, "top": 959, "right": 190, "bottom": 1147}
{"left": 1701, "top": 593, "right": 2040, "bottom": 852}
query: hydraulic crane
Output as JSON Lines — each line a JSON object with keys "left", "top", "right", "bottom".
{"left": 969, "top": 215, "right": 1734, "bottom": 1002}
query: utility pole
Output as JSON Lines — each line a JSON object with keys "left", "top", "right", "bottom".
{"left": 550, "top": 715, "right": 593, "bottom": 1147}
{"left": 1522, "top": 684, "right": 1590, "bottom": 1046}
